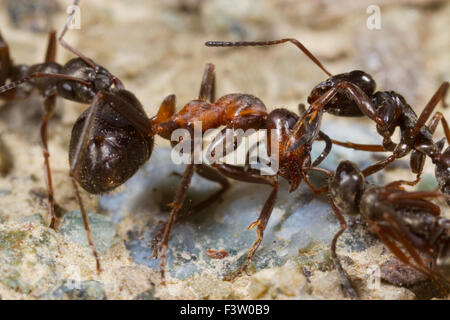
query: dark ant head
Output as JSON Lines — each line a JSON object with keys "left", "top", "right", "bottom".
{"left": 308, "top": 70, "right": 376, "bottom": 116}
{"left": 372, "top": 91, "right": 407, "bottom": 135}
{"left": 329, "top": 161, "right": 365, "bottom": 215}
{"left": 57, "top": 58, "right": 114, "bottom": 104}
{"left": 69, "top": 89, "right": 153, "bottom": 194}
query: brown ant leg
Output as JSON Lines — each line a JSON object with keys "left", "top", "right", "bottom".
{"left": 154, "top": 64, "right": 219, "bottom": 282}
{"left": 311, "top": 131, "right": 332, "bottom": 167}
{"left": 158, "top": 163, "right": 195, "bottom": 284}
{"left": 373, "top": 221, "right": 448, "bottom": 295}
{"left": 205, "top": 38, "right": 332, "bottom": 77}
{"left": 40, "top": 31, "right": 58, "bottom": 229}
{"left": 198, "top": 63, "right": 216, "bottom": 102}
{"left": 211, "top": 163, "right": 278, "bottom": 280}
{"left": 176, "top": 165, "right": 230, "bottom": 220}
{"left": 411, "top": 82, "right": 449, "bottom": 140}
{"left": 329, "top": 198, "right": 358, "bottom": 299}
{"left": 302, "top": 173, "right": 327, "bottom": 195}
{"left": 428, "top": 112, "right": 450, "bottom": 144}
{"left": 57, "top": 0, "right": 94, "bottom": 70}
{"left": 289, "top": 82, "right": 383, "bottom": 151}
{"left": 386, "top": 190, "right": 450, "bottom": 202}
{"left": 383, "top": 174, "right": 422, "bottom": 189}
{"left": 361, "top": 154, "right": 396, "bottom": 177}
{"left": 68, "top": 91, "right": 105, "bottom": 274}
{"left": 329, "top": 139, "right": 386, "bottom": 152}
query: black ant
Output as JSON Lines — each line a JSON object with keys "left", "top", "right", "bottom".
{"left": 205, "top": 39, "right": 450, "bottom": 194}
{"left": 316, "top": 160, "right": 450, "bottom": 299}
{"left": 0, "top": 2, "right": 153, "bottom": 272}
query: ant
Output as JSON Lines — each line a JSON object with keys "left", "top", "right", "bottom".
{"left": 316, "top": 160, "right": 450, "bottom": 299}
{"left": 1, "top": 23, "right": 297, "bottom": 283}
{"left": 0, "top": 2, "right": 152, "bottom": 272}
{"left": 205, "top": 39, "right": 450, "bottom": 194}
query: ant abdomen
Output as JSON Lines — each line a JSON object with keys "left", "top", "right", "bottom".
{"left": 308, "top": 70, "right": 376, "bottom": 117}
{"left": 69, "top": 89, "right": 153, "bottom": 194}
{"left": 58, "top": 58, "right": 113, "bottom": 103}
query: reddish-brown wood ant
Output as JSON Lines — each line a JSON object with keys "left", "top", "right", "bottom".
{"left": 205, "top": 39, "right": 450, "bottom": 193}
{"left": 317, "top": 160, "right": 450, "bottom": 298}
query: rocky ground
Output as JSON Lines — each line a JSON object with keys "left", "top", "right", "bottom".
{"left": 0, "top": 0, "right": 449, "bottom": 300}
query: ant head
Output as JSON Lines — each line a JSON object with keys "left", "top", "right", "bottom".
{"left": 308, "top": 70, "right": 376, "bottom": 116}
{"left": 329, "top": 161, "right": 365, "bottom": 215}
{"left": 372, "top": 91, "right": 406, "bottom": 133}
{"left": 69, "top": 89, "right": 153, "bottom": 194}
{"left": 436, "top": 240, "right": 450, "bottom": 281}
{"left": 57, "top": 58, "right": 114, "bottom": 104}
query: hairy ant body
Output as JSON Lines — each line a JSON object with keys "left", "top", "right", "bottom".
{"left": 206, "top": 39, "right": 450, "bottom": 194}
{"left": 323, "top": 160, "right": 450, "bottom": 298}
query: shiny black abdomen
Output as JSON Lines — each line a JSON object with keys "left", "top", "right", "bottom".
{"left": 69, "top": 89, "right": 153, "bottom": 194}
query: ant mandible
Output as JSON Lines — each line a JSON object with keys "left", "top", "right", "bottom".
{"left": 206, "top": 39, "right": 450, "bottom": 193}
{"left": 313, "top": 160, "right": 450, "bottom": 299}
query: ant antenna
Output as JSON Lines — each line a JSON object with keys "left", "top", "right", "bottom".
{"left": 205, "top": 38, "right": 332, "bottom": 77}
{"left": 58, "top": 0, "right": 124, "bottom": 89}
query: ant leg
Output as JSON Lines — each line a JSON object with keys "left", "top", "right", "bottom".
{"left": 386, "top": 190, "right": 450, "bottom": 201}
{"left": 311, "top": 131, "right": 332, "bottom": 167}
{"left": 57, "top": 0, "right": 95, "bottom": 70}
{"left": 329, "top": 139, "right": 386, "bottom": 152}
{"left": 211, "top": 163, "right": 278, "bottom": 280}
{"left": 428, "top": 112, "right": 450, "bottom": 145}
{"left": 0, "top": 31, "right": 12, "bottom": 85}
{"left": 0, "top": 72, "right": 91, "bottom": 94}
{"left": 198, "top": 63, "right": 216, "bottom": 102}
{"left": 373, "top": 222, "right": 448, "bottom": 295}
{"left": 329, "top": 199, "right": 358, "bottom": 299}
{"left": 174, "top": 164, "right": 230, "bottom": 221}
{"left": 411, "top": 82, "right": 449, "bottom": 140}
{"left": 157, "top": 163, "right": 195, "bottom": 284}
{"left": 206, "top": 38, "right": 332, "bottom": 77}
{"left": 40, "top": 31, "right": 58, "bottom": 229}
{"left": 41, "top": 94, "right": 57, "bottom": 229}
{"left": 361, "top": 154, "right": 396, "bottom": 177}
{"left": 289, "top": 82, "right": 384, "bottom": 152}
{"left": 303, "top": 173, "right": 328, "bottom": 195}
{"left": 69, "top": 91, "right": 106, "bottom": 274}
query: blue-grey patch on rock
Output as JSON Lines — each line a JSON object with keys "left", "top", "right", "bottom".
{"left": 135, "top": 288, "right": 157, "bottom": 300}
{"left": 39, "top": 280, "right": 106, "bottom": 300}
{"left": 99, "top": 121, "right": 382, "bottom": 280}
{"left": 59, "top": 210, "right": 118, "bottom": 254}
